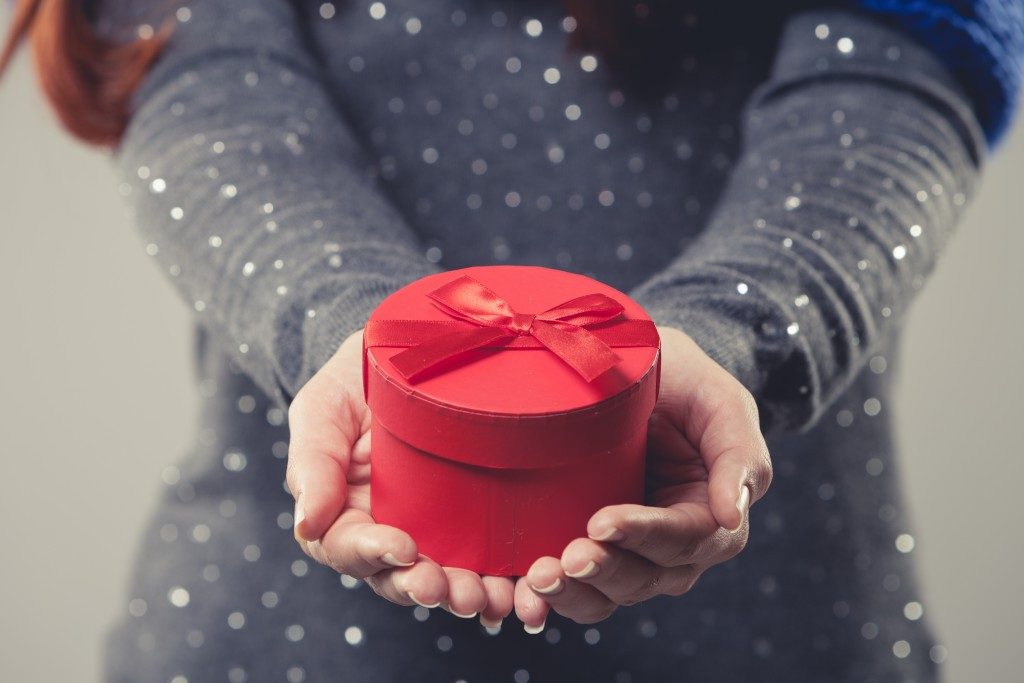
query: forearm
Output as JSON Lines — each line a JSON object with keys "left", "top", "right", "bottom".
{"left": 115, "top": 0, "right": 438, "bottom": 405}
{"left": 631, "top": 9, "right": 984, "bottom": 433}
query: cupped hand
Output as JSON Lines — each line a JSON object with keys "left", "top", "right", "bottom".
{"left": 516, "top": 325, "right": 773, "bottom": 631}
{"left": 287, "top": 328, "right": 515, "bottom": 626}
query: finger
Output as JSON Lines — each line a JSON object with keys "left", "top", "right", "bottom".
{"left": 441, "top": 568, "right": 488, "bottom": 619}
{"left": 480, "top": 576, "right": 515, "bottom": 631}
{"left": 697, "top": 381, "right": 771, "bottom": 530}
{"left": 287, "top": 378, "right": 363, "bottom": 541}
{"left": 586, "top": 502, "right": 720, "bottom": 567}
{"left": 311, "top": 508, "right": 418, "bottom": 578}
{"left": 514, "top": 570, "right": 551, "bottom": 634}
{"left": 364, "top": 554, "right": 449, "bottom": 608}
{"left": 524, "top": 556, "right": 616, "bottom": 625}
{"left": 663, "top": 337, "right": 772, "bottom": 530}
{"left": 560, "top": 538, "right": 701, "bottom": 605}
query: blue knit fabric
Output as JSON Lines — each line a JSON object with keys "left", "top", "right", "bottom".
{"left": 854, "top": 0, "right": 1024, "bottom": 146}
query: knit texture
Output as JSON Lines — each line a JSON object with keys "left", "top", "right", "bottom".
{"left": 100, "top": 2, "right": 998, "bottom": 681}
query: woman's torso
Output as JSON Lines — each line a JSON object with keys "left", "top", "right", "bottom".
{"left": 106, "top": 2, "right": 938, "bottom": 681}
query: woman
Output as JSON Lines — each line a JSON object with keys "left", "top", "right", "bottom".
{"left": 3, "top": 1, "right": 1021, "bottom": 681}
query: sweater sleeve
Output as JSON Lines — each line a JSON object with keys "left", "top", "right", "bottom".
{"left": 629, "top": 9, "right": 987, "bottom": 435}
{"left": 113, "top": 0, "right": 440, "bottom": 406}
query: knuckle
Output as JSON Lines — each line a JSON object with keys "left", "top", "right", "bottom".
{"left": 721, "top": 530, "right": 749, "bottom": 560}
{"left": 664, "top": 533, "right": 703, "bottom": 567}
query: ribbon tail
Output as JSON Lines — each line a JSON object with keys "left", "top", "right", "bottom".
{"left": 530, "top": 321, "right": 622, "bottom": 382}
{"left": 389, "top": 326, "right": 513, "bottom": 381}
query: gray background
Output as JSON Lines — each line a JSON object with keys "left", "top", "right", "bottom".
{"left": 1, "top": 40, "right": 1022, "bottom": 682}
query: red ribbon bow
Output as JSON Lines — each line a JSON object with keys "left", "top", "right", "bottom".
{"left": 364, "top": 275, "right": 659, "bottom": 382}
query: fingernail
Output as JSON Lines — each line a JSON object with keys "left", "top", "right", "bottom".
{"left": 524, "top": 620, "right": 546, "bottom": 635}
{"left": 529, "top": 577, "right": 564, "bottom": 595}
{"left": 728, "top": 485, "right": 751, "bottom": 533}
{"left": 589, "top": 527, "right": 625, "bottom": 542}
{"left": 444, "top": 603, "right": 478, "bottom": 619}
{"left": 407, "top": 591, "right": 441, "bottom": 609}
{"left": 381, "top": 552, "right": 415, "bottom": 567}
{"left": 565, "top": 560, "right": 599, "bottom": 579}
{"left": 480, "top": 615, "right": 503, "bottom": 631}
{"left": 293, "top": 495, "right": 307, "bottom": 538}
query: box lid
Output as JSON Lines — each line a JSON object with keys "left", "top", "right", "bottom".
{"left": 362, "top": 265, "right": 661, "bottom": 469}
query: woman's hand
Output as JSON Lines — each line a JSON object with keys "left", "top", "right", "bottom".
{"left": 287, "top": 328, "right": 515, "bottom": 625}
{"left": 515, "top": 326, "right": 773, "bottom": 630}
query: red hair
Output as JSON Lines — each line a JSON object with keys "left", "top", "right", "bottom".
{"left": 0, "top": 0, "right": 167, "bottom": 147}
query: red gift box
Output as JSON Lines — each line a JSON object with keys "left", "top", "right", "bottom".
{"left": 362, "top": 265, "right": 661, "bottom": 576}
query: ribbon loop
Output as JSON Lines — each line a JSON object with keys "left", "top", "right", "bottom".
{"left": 372, "top": 275, "right": 652, "bottom": 382}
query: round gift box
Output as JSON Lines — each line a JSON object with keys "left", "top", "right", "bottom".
{"left": 362, "top": 265, "right": 661, "bottom": 575}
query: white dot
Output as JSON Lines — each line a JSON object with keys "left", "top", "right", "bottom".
{"left": 208, "top": 235, "right": 222, "bottom": 248}
{"left": 128, "top": 598, "right": 148, "bottom": 617}
{"left": 319, "top": 3, "right": 335, "bottom": 19}
{"left": 137, "top": 24, "right": 154, "bottom": 39}
{"left": 244, "top": 71, "right": 259, "bottom": 87}
{"left": 909, "top": 224, "right": 923, "bottom": 237}
{"left": 405, "top": 17, "right": 421, "bottom": 34}
{"left": 892, "top": 640, "right": 911, "bottom": 658}
{"left": 345, "top": 626, "right": 364, "bottom": 645}
{"left": 437, "top": 635, "right": 453, "bottom": 652}
{"left": 580, "top": 55, "right": 598, "bottom": 72}
{"left": 261, "top": 591, "right": 279, "bottom": 608}
{"left": 369, "top": 2, "right": 386, "bottom": 20}
{"left": 422, "top": 147, "right": 439, "bottom": 164}
{"left": 737, "top": 282, "right": 749, "bottom": 295}
{"left": 191, "top": 525, "right": 211, "bottom": 543}
{"left": 598, "top": 189, "right": 615, "bottom": 206}
{"left": 930, "top": 645, "right": 948, "bottom": 663}
{"left": 784, "top": 195, "right": 801, "bottom": 210}
{"left": 547, "top": 145, "right": 565, "bottom": 164}
{"left": 895, "top": 533, "right": 915, "bottom": 553}
{"left": 286, "top": 624, "right": 305, "bottom": 642}
{"left": 170, "top": 206, "right": 184, "bottom": 220}
{"left": 286, "top": 667, "right": 305, "bottom": 683}
{"left": 543, "top": 67, "right": 561, "bottom": 84}
{"left": 228, "top": 611, "right": 246, "bottom": 629}
{"left": 584, "top": 628, "right": 600, "bottom": 645}
{"left": 904, "top": 601, "right": 924, "bottom": 620}
{"left": 176, "top": 7, "right": 191, "bottom": 22}
{"left": 505, "top": 191, "right": 521, "bottom": 208}
{"left": 787, "top": 322, "right": 800, "bottom": 336}
{"left": 168, "top": 587, "right": 190, "bottom": 607}
{"left": 866, "top": 458, "right": 884, "bottom": 476}
{"left": 242, "top": 262, "right": 255, "bottom": 277}
{"left": 564, "top": 104, "right": 581, "bottom": 121}
{"left": 892, "top": 245, "right": 907, "bottom": 260}
{"left": 524, "top": 19, "right": 543, "bottom": 37}
{"left": 150, "top": 178, "right": 166, "bottom": 193}
{"left": 243, "top": 544, "right": 261, "bottom": 561}
{"left": 505, "top": 57, "right": 522, "bottom": 74}
{"left": 864, "top": 398, "right": 882, "bottom": 416}
{"left": 815, "top": 24, "right": 830, "bottom": 39}
{"left": 616, "top": 243, "right": 633, "bottom": 260}
{"left": 594, "top": 133, "right": 610, "bottom": 149}
{"left": 220, "top": 184, "right": 237, "bottom": 198}
{"left": 837, "top": 37, "right": 855, "bottom": 54}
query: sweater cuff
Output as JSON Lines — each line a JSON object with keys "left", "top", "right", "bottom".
{"left": 277, "top": 267, "right": 441, "bottom": 402}
{"left": 640, "top": 291, "right": 762, "bottom": 395}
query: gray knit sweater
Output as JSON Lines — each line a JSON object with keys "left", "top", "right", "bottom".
{"left": 102, "top": 1, "right": 982, "bottom": 681}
